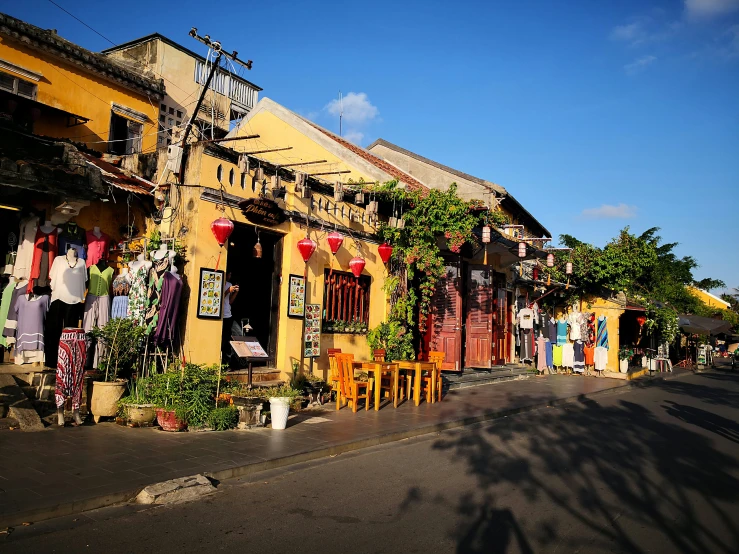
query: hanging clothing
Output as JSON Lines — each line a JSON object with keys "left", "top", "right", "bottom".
{"left": 2, "top": 281, "right": 28, "bottom": 345}
{"left": 517, "top": 307, "right": 536, "bottom": 329}
{"left": 548, "top": 318, "right": 557, "bottom": 343}
{"left": 568, "top": 311, "right": 582, "bottom": 341}
{"left": 562, "top": 343, "right": 575, "bottom": 368}
{"left": 145, "top": 256, "right": 170, "bottom": 334}
{"left": 545, "top": 340, "right": 553, "bottom": 368}
{"left": 85, "top": 230, "right": 111, "bottom": 268}
{"left": 55, "top": 328, "right": 87, "bottom": 410}
{"left": 556, "top": 319, "right": 568, "bottom": 345}
{"left": 536, "top": 335, "right": 548, "bottom": 371}
{"left": 594, "top": 346, "right": 608, "bottom": 371}
{"left": 112, "top": 273, "right": 131, "bottom": 296}
{"left": 111, "top": 272, "right": 131, "bottom": 320}
{"left": 28, "top": 226, "right": 58, "bottom": 293}
{"left": 540, "top": 313, "right": 550, "bottom": 340}
{"left": 13, "top": 294, "right": 49, "bottom": 364}
{"left": 127, "top": 265, "right": 149, "bottom": 326}
{"left": 45, "top": 300, "right": 84, "bottom": 369}
{"left": 520, "top": 328, "right": 534, "bottom": 360}
{"left": 552, "top": 344, "right": 563, "bottom": 367}
{"left": 587, "top": 313, "right": 596, "bottom": 345}
{"left": 83, "top": 294, "right": 111, "bottom": 368}
{"left": 49, "top": 256, "right": 87, "bottom": 304}
{"left": 573, "top": 341, "right": 585, "bottom": 373}
{"left": 584, "top": 345, "right": 595, "bottom": 366}
{"left": 88, "top": 264, "right": 114, "bottom": 297}
{"left": 580, "top": 314, "right": 590, "bottom": 344}
{"left": 58, "top": 222, "right": 87, "bottom": 260}
{"left": 0, "top": 279, "right": 16, "bottom": 348}
{"left": 153, "top": 272, "right": 183, "bottom": 347}
{"left": 13, "top": 215, "right": 39, "bottom": 280}
{"left": 596, "top": 316, "right": 609, "bottom": 349}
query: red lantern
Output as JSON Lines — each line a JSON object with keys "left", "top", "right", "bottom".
{"left": 546, "top": 253, "right": 554, "bottom": 267}
{"left": 210, "top": 217, "right": 234, "bottom": 247}
{"left": 378, "top": 242, "right": 393, "bottom": 264}
{"left": 636, "top": 315, "right": 647, "bottom": 327}
{"left": 327, "top": 231, "right": 344, "bottom": 255}
{"left": 349, "top": 256, "right": 366, "bottom": 278}
{"left": 297, "top": 236, "right": 317, "bottom": 263}
{"left": 533, "top": 267, "right": 539, "bottom": 281}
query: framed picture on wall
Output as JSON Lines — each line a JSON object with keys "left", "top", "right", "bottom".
{"left": 197, "top": 268, "right": 225, "bottom": 319}
{"left": 287, "top": 274, "right": 306, "bottom": 318}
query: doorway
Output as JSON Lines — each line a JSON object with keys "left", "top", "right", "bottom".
{"left": 465, "top": 266, "right": 493, "bottom": 369}
{"left": 427, "top": 259, "right": 463, "bottom": 371}
{"left": 225, "top": 224, "right": 283, "bottom": 365}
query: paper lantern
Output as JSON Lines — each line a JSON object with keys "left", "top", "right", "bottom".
{"left": 482, "top": 225, "right": 491, "bottom": 244}
{"left": 533, "top": 267, "right": 539, "bottom": 281}
{"left": 566, "top": 262, "right": 573, "bottom": 275}
{"left": 349, "top": 256, "right": 366, "bottom": 278}
{"left": 210, "top": 217, "right": 234, "bottom": 247}
{"left": 327, "top": 231, "right": 344, "bottom": 255}
{"left": 636, "top": 315, "right": 647, "bottom": 327}
{"left": 518, "top": 242, "right": 527, "bottom": 258}
{"left": 546, "top": 253, "right": 554, "bottom": 267}
{"left": 297, "top": 236, "right": 317, "bottom": 263}
{"left": 378, "top": 242, "right": 393, "bottom": 264}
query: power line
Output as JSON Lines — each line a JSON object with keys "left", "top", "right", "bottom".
{"left": 46, "top": 0, "right": 116, "bottom": 45}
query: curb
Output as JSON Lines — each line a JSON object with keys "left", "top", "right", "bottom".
{"left": 0, "top": 370, "right": 690, "bottom": 528}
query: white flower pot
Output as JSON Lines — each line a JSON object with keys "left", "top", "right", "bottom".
{"left": 269, "top": 397, "right": 291, "bottom": 430}
{"left": 619, "top": 359, "right": 629, "bottom": 373}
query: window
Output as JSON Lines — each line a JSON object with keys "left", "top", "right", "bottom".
{"left": 160, "top": 103, "right": 166, "bottom": 111}
{"left": 229, "top": 168, "right": 234, "bottom": 186}
{"left": 0, "top": 72, "right": 37, "bottom": 100}
{"left": 240, "top": 173, "right": 246, "bottom": 190}
{"left": 159, "top": 115, "right": 165, "bottom": 123}
{"left": 108, "top": 113, "right": 142, "bottom": 155}
{"left": 176, "top": 120, "right": 181, "bottom": 126}
{"left": 216, "top": 164, "right": 223, "bottom": 182}
{"left": 168, "top": 107, "right": 174, "bottom": 115}
{"left": 168, "top": 118, "right": 174, "bottom": 126}
{"left": 322, "top": 269, "right": 371, "bottom": 331}
{"left": 176, "top": 110, "right": 182, "bottom": 118}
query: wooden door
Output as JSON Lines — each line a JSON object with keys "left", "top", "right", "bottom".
{"left": 429, "top": 260, "right": 462, "bottom": 371}
{"left": 465, "top": 266, "right": 493, "bottom": 369}
{"left": 493, "top": 284, "right": 508, "bottom": 365}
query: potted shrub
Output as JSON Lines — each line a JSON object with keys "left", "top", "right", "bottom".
{"left": 149, "top": 370, "right": 188, "bottom": 431}
{"left": 87, "top": 319, "right": 146, "bottom": 423}
{"left": 264, "top": 385, "right": 303, "bottom": 430}
{"left": 118, "top": 377, "right": 156, "bottom": 425}
{"left": 618, "top": 347, "right": 632, "bottom": 373}
{"left": 207, "top": 406, "right": 239, "bottom": 431}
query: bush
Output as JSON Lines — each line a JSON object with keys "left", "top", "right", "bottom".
{"left": 367, "top": 320, "right": 415, "bottom": 361}
{"left": 87, "top": 319, "right": 147, "bottom": 381}
{"left": 207, "top": 406, "right": 239, "bottom": 431}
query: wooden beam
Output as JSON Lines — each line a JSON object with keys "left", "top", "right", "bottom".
{"left": 240, "top": 147, "right": 293, "bottom": 155}
{"left": 196, "top": 134, "right": 260, "bottom": 144}
{"left": 309, "top": 170, "right": 352, "bottom": 176}
{"left": 277, "top": 160, "right": 327, "bottom": 167}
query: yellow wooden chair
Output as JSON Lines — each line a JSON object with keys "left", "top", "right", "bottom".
{"left": 375, "top": 349, "right": 406, "bottom": 402}
{"left": 337, "top": 353, "right": 372, "bottom": 412}
{"left": 328, "top": 348, "right": 342, "bottom": 410}
{"left": 421, "top": 351, "right": 445, "bottom": 403}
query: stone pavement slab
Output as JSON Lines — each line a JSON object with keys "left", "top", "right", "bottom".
{"left": 0, "top": 372, "right": 678, "bottom": 527}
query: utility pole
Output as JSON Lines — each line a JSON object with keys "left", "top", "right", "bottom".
{"left": 178, "top": 28, "right": 253, "bottom": 181}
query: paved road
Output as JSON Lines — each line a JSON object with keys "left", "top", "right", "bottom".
{"left": 4, "top": 370, "right": 739, "bottom": 554}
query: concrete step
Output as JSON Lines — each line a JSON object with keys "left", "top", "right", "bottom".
{"left": 0, "top": 374, "right": 44, "bottom": 430}
{"left": 444, "top": 367, "right": 533, "bottom": 391}
{"left": 225, "top": 368, "right": 283, "bottom": 384}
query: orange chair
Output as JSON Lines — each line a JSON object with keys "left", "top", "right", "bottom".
{"left": 421, "top": 351, "right": 445, "bottom": 403}
{"left": 375, "top": 349, "right": 406, "bottom": 402}
{"left": 336, "top": 353, "right": 372, "bottom": 412}
{"left": 328, "top": 349, "right": 342, "bottom": 410}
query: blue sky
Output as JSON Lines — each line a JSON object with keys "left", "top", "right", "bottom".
{"left": 6, "top": 0, "right": 739, "bottom": 293}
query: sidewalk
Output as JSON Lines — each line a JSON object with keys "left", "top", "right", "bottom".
{"left": 0, "top": 371, "right": 687, "bottom": 527}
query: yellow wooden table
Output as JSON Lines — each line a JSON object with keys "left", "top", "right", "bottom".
{"left": 352, "top": 361, "right": 400, "bottom": 410}
{"left": 393, "top": 361, "right": 438, "bottom": 406}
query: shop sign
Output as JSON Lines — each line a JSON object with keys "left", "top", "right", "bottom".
{"left": 304, "top": 304, "right": 321, "bottom": 358}
{"left": 238, "top": 197, "right": 286, "bottom": 226}
{"left": 196, "top": 268, "right": 224, "bottom": 319}
{"left": 287, "top": 274, "right": 306, "bottom": 318}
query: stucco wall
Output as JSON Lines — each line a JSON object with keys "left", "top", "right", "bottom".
{"left": 0, "top": 37, "right": 158, "bottom": 153}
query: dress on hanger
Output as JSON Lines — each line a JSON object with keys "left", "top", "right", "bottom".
{"left": 153, "top": 271, "right": 183, "bottom": 346}
{"left": 13, "top": 294, "right": 50, "bottom": 364}
{"left": 594, "top": 346, "right": 608, "bottom": 371}
{"left": 552, "top": 344, "right": 563, "bottom": 367}
{"left": 127, "top": 265, "right": 149, "bottom": 326}
{"left": 111, "top": 273, "right": 131, "bottom": 319}
{"left": 556, "top": 319, "right": 568, "bottom": 345}
{"left": 584, "top": 345, "right": 595, "bottom": 366}
{"left": 85, "top": 230, "right": 111, "bottom": 268}
{"left": 2, "top": 281, "right": 29, "bottom": 345}
{"left": 596, "top": 316, "right": 609, "bottom": 349}
{"left": 562, "top": 343, "right": 575, "bottom": 368}
{"left": 568, "top": 311, "right": 582, "bottom": 341}
{"left": 145, "top": 256, "right": 171, "bottom": 334}
{"left": 28, "top": 226, "right": 58, "bottom": 293}
{"left": 573, "top": 341, "right": 585, "bottom": 373}
{"left": 83, "top": 264, "right": 114, "bottom": 368}
{"left": 536, "top": 335, "right": 548, "bottom": 371}
{"left": 0, "top": 279, "right": 16, "bottom": 348}
{"left": 545, "top": 340, "right": 553, "bottom": 368}
{"left": 13, "top": 215, "right": 39, "bottom": 280}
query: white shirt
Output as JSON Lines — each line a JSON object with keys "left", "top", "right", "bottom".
{"left": 223, "top": 281, "right": 233, "bottom": 318}
{"left": 568, "top": 312, "right": 582, "bottom": 340}
{"left": 517, "top": 308, "right": 535, "bottom": 329}
{"left": 49, "top": 256, "right": 87, "bottom": 304}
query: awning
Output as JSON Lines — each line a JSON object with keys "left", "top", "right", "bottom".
{"left": 677, "top": 315, "right": 732, "bottom": 336}
{"left": 81, "top": 153, "right": 155, "bottom": 195}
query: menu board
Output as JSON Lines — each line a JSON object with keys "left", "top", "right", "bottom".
{"left": 197, "top": 268, "right": 224, "bottom": 319}
{"left": 287, "top": 274, "right": 306, "bottom": 318}
{"left": 230, "top": 336, "right": 269, "bottom": 358}
{"left": 304, "top": 304, "right": 321, "bottom": 358}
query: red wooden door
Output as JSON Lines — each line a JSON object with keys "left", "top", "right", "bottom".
{"left": 465, "top": 266, "right": 493, "bottom": 369}
{"left": 429, "top": 261, "right": 462, "bottom": 371}
{"left": 493, "top": 286, "right": 508, "bottom": 365}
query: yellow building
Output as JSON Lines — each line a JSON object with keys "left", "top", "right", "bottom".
{"left": 0, "top": 12, "right": 164, "bottom": 155}
{"left": 687, "top": 286, "right": 731, "bottom": 310}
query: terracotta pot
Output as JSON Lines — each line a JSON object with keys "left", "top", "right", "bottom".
{"left": 156, "top": 408, "right": 188, "bottom": 432}
{"left": 125, "top": 404, "right": 157, "bottom": 425}
{"left": 90, "top": 380, "right": 127, "bottom": 423}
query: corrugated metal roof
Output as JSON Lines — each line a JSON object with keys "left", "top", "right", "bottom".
{"left": 81, "top": 154, "right": 155, "bottom": 195}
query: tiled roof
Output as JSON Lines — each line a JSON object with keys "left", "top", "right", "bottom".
{"left": 306, "top": 123, "right": 428, "bottom": 193}
{"left": 81, "top": 154, "right": 155, "bottom": 195}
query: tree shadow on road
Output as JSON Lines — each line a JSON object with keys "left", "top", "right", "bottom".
{"left": 398, "top": 378, "right": 739, "bottom": 553}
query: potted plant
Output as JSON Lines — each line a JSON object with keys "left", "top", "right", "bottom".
{"left": 118, "top": 377, "right": 156, "bottom": 425}
{"left": 618, "top": 347, "right": 632, "bottom": 373}
{"left": 264, "top": 385, "right": 303, "bottom": 430}
{"left": 149, "top": 370, "right": 188, "bottom": 432}
{"left": 87, "top": 319, "right": 146, "bottom": 423}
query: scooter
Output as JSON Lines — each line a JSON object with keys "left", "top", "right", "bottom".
{"left": 732, "top": 349, "right": 739, "bottom": 371}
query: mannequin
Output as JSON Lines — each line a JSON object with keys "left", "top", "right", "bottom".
{"left": 169, "top": 264, "right": 180, "bottom": 279}
{"left": 86, "top": 227, "right": 111, "bottom": 268}
{"left": 83, "top": 257, "right": 113, "bottom": 369}
{"left": 40, "top": 220, "right": 55, "bottom": 234}
{"left": 568, "top": 304, "right": 582, "bottom": 341}
{"left": 145, "top": 246, "right": 173, "bottom": 333}
{"left": 92, "top": 226, "right": 102, "bottom": 238}
{"left": 13, "top": 212, "right": 39, "bottom": 280}
{"left": 129, "top": 253, "right": 152, "bottom": 273}
{"left": 48, "top": 248, "right": 87, "bottom": 426}
{"left": 28, "top": 220, "right": 58, "bottom": 293}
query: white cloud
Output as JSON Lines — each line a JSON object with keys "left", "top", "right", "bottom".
{"left": 685, "top": 0, "right": 739, "bottom": 19}
{"left": 343, "top": 130, "right": 365, "bottom": 145}
{"left": 624, "top": 55, "right": 658, "bottom": 74}
{"left": 581, "top": 204, "right": 638, "bottom": 219}
{"left": 611, "top": 21, "right": 647, "bottom": 44}
{"left": 325, "top": 92, "right": 379, "bottom": 124}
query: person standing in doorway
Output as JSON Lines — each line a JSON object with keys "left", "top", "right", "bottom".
{"left": 221, "top": 272, "right": 239, "bottom": 366}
